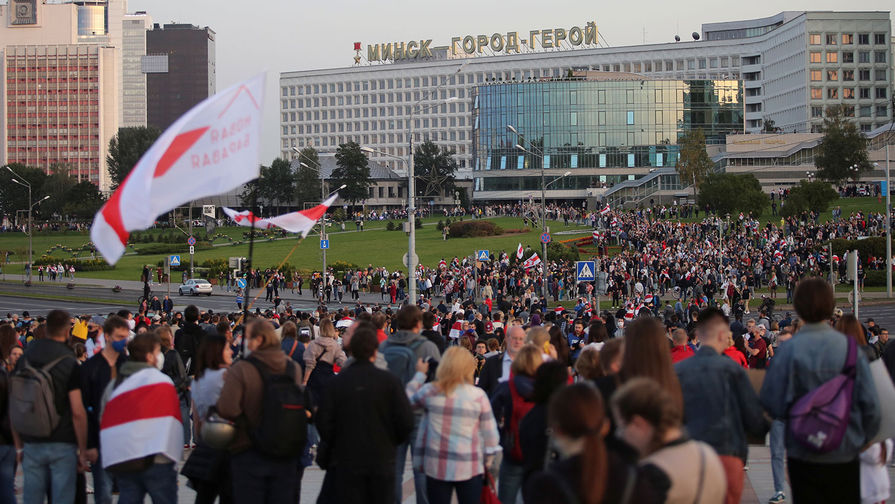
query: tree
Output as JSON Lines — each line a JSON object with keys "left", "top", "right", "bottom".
{"left": 332, "top": 141, "right": 372, "bottom": 208}
{"left": 414, "top": 140, "right": 458, "bottom": 200}
{"left": 697, "top": 172, "right": 768, "bottom": 217}
{"left": 815, "top": 105, "right": 871, "bottom": 184}
{"left": 780, "top": 180, "right": 839, "bottom": 217}
{"left": 40, "top": 164, "right": 76, "bottom": 218}
{"left": 294, "top": 147, "right": 322, "bottom": 207}
{"left": 0, "top": 164, "right": 48, "bottom": 220}
{"left": 63, "top": 181, "right": 106, "bottom": 219}
{"left": 259, "top": 158, "right": 295, "bottom": 213}
{"left": 676, "top": 129, "right": 714, "bottom": 197}
{"left": 239, "top": 178, "right": 261, "bottom": 209}
{"left": 762, "top": 117, "right": 782, "bottom": 133}
{"left": 106, "top": 126, "right": 161, "bottom": 189}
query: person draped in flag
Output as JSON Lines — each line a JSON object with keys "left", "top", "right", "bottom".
{"left": 100, "top": 331, "right": 183, "bottom": 502}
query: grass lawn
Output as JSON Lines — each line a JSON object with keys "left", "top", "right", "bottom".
{"left": 0, "top": 216, "right": 593, "bottom": 282}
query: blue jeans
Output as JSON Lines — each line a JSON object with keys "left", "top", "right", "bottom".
{"left": 22, "top": 442, "right": 78, "bottom": 504}
{"left": 116, "top": 461, "right": 178, "bottom": 504}
{"left": 91, "top": 451, "right": 113, "bottom": 504}
{"left": 180, "top": 393, "right": 193, "bottom": 446}
{"left": 497, "top": 460, "right": 524, "bottom": 504}
{"left": 395, "top": 420, "right": 427, "bottom": 504}
{"left": 770, "top": 419, "right": 786, "bottom": 494}
{"left": 0, "top": 445, "right": 15, "bottom": 504}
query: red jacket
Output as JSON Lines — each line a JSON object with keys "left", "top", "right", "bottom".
{"left": 670, "top": 345, "right": 694, "bottom": 363}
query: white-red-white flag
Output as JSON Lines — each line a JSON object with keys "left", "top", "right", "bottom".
{"left": 224, "top": 194, "right": 338, "bottom": 236}
{"left": 516, "top": 242, "right": 524, "bottom": 259}
{"left": 600, "top": 203, "right": 611, "bottom": 215}
{"left": 521, "top": 253, "right": 541, "bottom": 270}
{"left": 100, "top": 368, "right": 183, "bottom": 469}
{"left": 91, "top": 73, "right": 266, "bottom": 264}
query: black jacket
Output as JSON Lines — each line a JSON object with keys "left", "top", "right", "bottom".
{"left": 477, "top": 352, "right": 505, "bottom": 398}
{"left": 175, "top": 322, "right": 205, "bottom": 375}
{"left": 317, "top": 360, "right": 413, "bottom": 475}
{"left": 80, "top": 351, "right": 126, "bottom": 449}
{"left": 160, "top": 348, "right": 188, "bottom": 399}
{"left": 421, "top": 329, "right": 446, "bottom": 354}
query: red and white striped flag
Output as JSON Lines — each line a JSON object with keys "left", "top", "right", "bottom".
{"left": 223, "top": 194, "right": 338, "bottom": 236}
{"left": 438, "top": 259, "right": 447, "bottom": 269}
{"left": 448, "top": 320, "right": 464, "bottom": 340}
{"left": 521, "top": 253, "right": 541, "bottom": 270}
{"left": 91, "top": 74, "right": 265, "bottom": 264}
{"left": 600, "top": 203, "right": 611, "bottom": 216}
{"left": 100, "top": 368, "right": 183, "bottom": 469}
{"left": 516, "top": 243, "right": 524, "bottom": 259}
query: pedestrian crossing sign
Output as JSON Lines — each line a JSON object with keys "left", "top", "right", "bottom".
{"left": 576, "top": 261, "right": 596, "bottom": 282}
{"left": 169, "top": 255, "right": 181, "bottom": 267}
{"left": 476, "top": 250, "right": 489, "bottom": 261}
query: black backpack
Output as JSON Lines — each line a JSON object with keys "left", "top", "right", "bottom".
{"left": 245, "top": 357, "right": 307, "bottom": 459}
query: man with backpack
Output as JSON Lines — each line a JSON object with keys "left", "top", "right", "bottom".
{"left": 217, "top": 319, "right": 308, "bottom": 502}
{"left": 318, "top": 321, "right": 414, "bottom": 504}
{"left": 99, "top": 331, "right": 182, "bottom": 502}
{"left": 10, "top": 309, "right": 88, "bottom": 504}
{"left": 761, "top": 278, "right": 880, "bottom": 503}
{"left": 174, "top": 305, "right": 204, "bottom": 376}
{"left": 379, "top": 305, "right": 440, "bottom": 504}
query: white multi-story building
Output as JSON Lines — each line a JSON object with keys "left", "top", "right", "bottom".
{"left": 280, "top": 11, "right": 893, "bottom": 178}
{"left": 121, "top": 11, "right": 152, "bottom": 127}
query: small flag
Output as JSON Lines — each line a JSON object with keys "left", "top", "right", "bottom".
{"left": 516, "top": 243, "right": 524, "bottom": 260}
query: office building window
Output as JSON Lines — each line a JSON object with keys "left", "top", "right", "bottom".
{"left": 826, "top": 52, "right": 837, "bottom": 63}
{"left": 810, "top": 70, "right": 822, "bottom": 81}
{"left": 860, "top": 87, "right": 871, "bottom": 98}
{"left": 843, "top": 88, "right": 855, "bottom": 99}
{"left": 627, "top": 154, "right": 635, "bottom": 168}
{"left": 858, "top": 33, "right": 869, "bottom": 45}
{"left": 843, "top": 52, "right": 854, "bottom": 63}
{"left": 877, "top": 88, "right": 888, "bottom": 99}
{"left": 877, "top": 105, "right": 889, "bottom": 117}
{"left": 875, "top": 51, "right": 887, "bottom": 63}
{"left": 626, "top": 111, "right": 635, "bottom": 125}
{"left": 811, "top": 87, "right": 823, "bottom": 99}
{"left": 874, "top": 33, "right": 887, "bottom": 44}
{"left": 842, "top": 33, "right": 853, "bottom": 44}
{"left": 860, "top": 105, "right": 872, "bottom": 117}
{"left": 811, "top": 106, "right": 824, "bottom": 118}
{"left": 828, "top": 88, "right": 838, "bottom": 99}
{"left": 843, "top": 70, "right": 854, "bottom": 81}
{"left": 859, "top": 69, "right": 871, "bottom": 81}
{"left": 826, "top": 34, "right": 837, "bottom": 45}
{"left": 809, "top": 34, "right": 821, "bottom": 45}
{"left": 809, "top": 52, "right": 821, "bottom": 63}
{"left": 859, "top": 51, "right": 870, "bottom": 63}
{"left": 599, "top": 154, "right": 607, "bottom": 168}
{"left": 826, "top": 70, "right": 838, "bottom": 81}
{"left": 877, "top": 70, "right": 887, "bottom": 81}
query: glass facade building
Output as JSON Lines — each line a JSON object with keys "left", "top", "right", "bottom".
{"left": 471, "top": 77, "right": 744, "bottom": 200}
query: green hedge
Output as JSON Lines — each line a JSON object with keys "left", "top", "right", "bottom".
{"left": 449, "top": 220, "right": 503, "bottom": 238}
{"left": 830, "top": 237, "right": 893, "bottom": 267}
{"left": 33, "top": 257, "right": 113, "bottom": 272}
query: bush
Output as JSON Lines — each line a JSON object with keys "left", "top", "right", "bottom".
{"left": 436, "top": 220, "right": 444, "bottom": 231}
{"left": 449, "top": 220, "right": 504, "bottom": 238}
{"left": 415, "top": 219, "right": 423, "bottom": 229}
{"left": 134, "top": 242, "right": 210, "bottom": 255}
{"left": 329, "top": 260, "right": 360, "bottom": 274}
{"left": 547, "top": 241, "right": 580, "bottom": 263}
{"left": 830, "top": 237, "right": 893, "bottom": 267}
{"left": 33, "top": 257, "right": 114, "bottom": 272}
{"left": 386, "top": 221, "right": 396, "bottom": 231}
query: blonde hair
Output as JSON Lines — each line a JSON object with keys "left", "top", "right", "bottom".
{"left": 526, "top": 327, "right": 550, "bottom": 353}
{"left": 247, "top": 320, "right": 280, "bottom": 349}
{"left": 575, "top": 346, "right": 603, "bottom": 380}
{"left": 511, "top": 344, "right": 543, "bottom": 377}
{"left": 435, "top": 347, "right": 476, "bottom": 395}
{"left": 319, "top": 318, "right": 337, "bottom": 339}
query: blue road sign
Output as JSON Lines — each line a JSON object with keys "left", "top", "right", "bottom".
{"left": 476, "top": 250, "right": 489, "bottom": 261}
{"left": 187, "top": 236, "right": 196, "bottom": 246}
{"left": 576, "top": 261, "right": 596, "bottom": 282}
{"left": 236, "top": 278, "right": 247, "bottom": 289}
{"left": 169, "top": 255, "right": 181, "bottom": 267}
{"left": 540, "top": 233, "right": 551, "bottom": 244}
{"left": 320, "top": 239, "right": 330, "bottom": 249}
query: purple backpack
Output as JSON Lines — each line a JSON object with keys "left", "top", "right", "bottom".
{"left": 788, "top": 336, "right": 857, "bottom": 453}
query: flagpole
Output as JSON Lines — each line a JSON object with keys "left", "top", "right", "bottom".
{"left": 243, "top": 188, "right": 257, "bottom": 324}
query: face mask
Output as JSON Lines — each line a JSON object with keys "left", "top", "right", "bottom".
{"left": 154, "top": 352, "right": 165, "bottom": 370}
{"left": 111, "top": 339, "right": 127, "bottom": 354}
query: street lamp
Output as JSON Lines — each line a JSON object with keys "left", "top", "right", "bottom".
{"left": 6, "top": 166, "right": 40, "bottom": 284}
{"left": 364, "top": 95, "right": 459, "bottom": 305}
{"left": 293, "top": 146, "right": 332, "bottom": 283}
{"left": 509, "top": 131, "right": 571, "bottom": 302}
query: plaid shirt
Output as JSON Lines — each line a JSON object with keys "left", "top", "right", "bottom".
{"left": 407, "top": 373, "right": 502, "bottom": 482}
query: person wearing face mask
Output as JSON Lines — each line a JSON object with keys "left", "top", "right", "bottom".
{"left": 98, "top": 331, "right": 183, "bottom": 502}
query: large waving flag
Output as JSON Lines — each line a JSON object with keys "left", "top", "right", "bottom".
{"left": 223, "top": 194, "right": 338, "bottom": 235}
{"left": 516, "top": 243, "right": 524, "bottom": 260}
{"left": 100, "top": 368, "right": 183, "bottom": 469}
{"left": 521, "top": 253, "right": 541, "bottom": 270}
{"left": 92, "top": 73, "right": 266, "bottom": 264}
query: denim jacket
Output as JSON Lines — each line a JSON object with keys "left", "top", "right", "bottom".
{"left": 675, "top": 346, "right": 769, "bottom": 462}
{"left": 760, "top": 323, "right": 880, "bottom": 463}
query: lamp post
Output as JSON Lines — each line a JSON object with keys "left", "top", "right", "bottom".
{"left": 293, "top": 146, "right": 329, "bottom": 281}
{"left": 363, "top": 95, "right": 458, "bottom": 305}
{"left": 6, "top": 166, "right": 45, "bottom": 284}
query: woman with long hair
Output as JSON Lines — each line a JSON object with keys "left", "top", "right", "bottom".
{"left": 586, "top": 319, "right": 610, "bottom": 349}
{"left": 186, "top": 335, "right": 234, "bottom": 504}
{"left": 835, "top": 314, "right": 877, "bottom": 361}
{"left": 547, "top": 325, "right": 570, "bottom": 367}
{"left": 524, "top": 383, "right": 652, "bottom": 504}
{"left": 302, "top": 317, "right": 347, "bottom": 406}
{"left": 406, "top": 347, "right": 501, "bottom": 504}
{"left": 612, "top": 378, "right": 727, "bottom": 503}
{"left": 519, "top": 361, "right": 570, "bottom": 478}
{"left": 0, "top": 325, "right": 18, "bottom": 370}
{"left": 725, "top": 333, "right": 749, "bottom": 369}
{"left": 617, "top": 317, "right": 683, "bottom": 409}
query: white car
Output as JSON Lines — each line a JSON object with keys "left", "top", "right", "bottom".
{"left": 178, "top": 279, "right": 213, "bottom": 296}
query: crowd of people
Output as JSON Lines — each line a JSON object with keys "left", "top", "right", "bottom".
{"left": 0, "top": 274, "right": 891, "bottom": 504}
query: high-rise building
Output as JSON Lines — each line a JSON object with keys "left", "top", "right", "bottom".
{"left": 279, "top": 11, "right": 893, "bottom": 179}
{"left": 121, "top": 11, "right": 152, "bottom": 127}
{"left": 0, "top": 1, "right": 122, "bottom": 190}
{"left": 144, "top": 23, "right": 216, "bottom": 131}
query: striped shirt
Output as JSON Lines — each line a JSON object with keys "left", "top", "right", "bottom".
{"left": 407, "top": 372, "right": 501, "bottom": 482}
